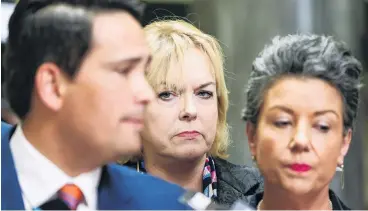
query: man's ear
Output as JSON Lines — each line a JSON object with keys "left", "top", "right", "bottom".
{"left": 337, "top": 129, "right": 352, "bottom": 166}
{"left": 34, "top": 63, "right": 70, "bottom": 111}
{"left": 246, "top": 122, "right": 257, "bottom": 158}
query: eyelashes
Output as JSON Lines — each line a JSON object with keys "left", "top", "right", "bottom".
{"left": 158, "top": 91, "right": 176, "bottom": 101}
{"left": 273, "top": 120, "right": 331, "bottom": 133}
{"left": 196, "top": 90, "right": 213, "bottom": 99}
{"left": 157, "top": 90, "right": 214, "bottom": 101}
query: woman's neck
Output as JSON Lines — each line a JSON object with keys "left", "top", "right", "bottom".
{"left": 143, "top": 154, "right": 207, "bottom": 192}
{"left": 261, "top": 182, "right": 331, "bottom": 210}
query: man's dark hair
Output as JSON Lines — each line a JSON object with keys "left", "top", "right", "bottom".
{"left": 4, "top": 0, "right": 145, "bottom": 120}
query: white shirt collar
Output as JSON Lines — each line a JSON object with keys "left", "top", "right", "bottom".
{"left": 9, "top": 125, "right": 101, "bottom": 210}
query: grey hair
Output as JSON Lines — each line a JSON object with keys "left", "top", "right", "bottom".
{"left": 242, "top": 34, "right": 363, "bottom": 132}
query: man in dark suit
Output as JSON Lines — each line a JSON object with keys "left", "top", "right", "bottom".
{"left": 1, "top": 0, "right": 190, "bottom": 210}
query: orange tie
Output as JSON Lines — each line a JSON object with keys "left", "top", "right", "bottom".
{"left": 58, "top": 184, "right": 84, "bottom": 210}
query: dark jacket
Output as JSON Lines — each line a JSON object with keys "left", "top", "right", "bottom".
{"left": 125, "top": 157, "right": 264, "bottom": 207}
{"left": 213, "top": 157, "right": 264, "bottom": 206}
{"left": 245, "top": 189, "right": 350, "bottom": 210}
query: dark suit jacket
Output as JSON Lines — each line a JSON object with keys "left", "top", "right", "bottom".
{"left": 125, "top": 157, "right": 264, "bottom": 207}
{"left": 1, "top": 122, "right": 191, "bottom": 210}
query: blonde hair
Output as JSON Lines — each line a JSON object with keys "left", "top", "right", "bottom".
{"left": 144, "top": 20, "right": 230, "bottom": 158}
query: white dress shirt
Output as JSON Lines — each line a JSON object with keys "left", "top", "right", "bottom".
{"left": 9, "top": 126, "right": 102, "bottom": 210}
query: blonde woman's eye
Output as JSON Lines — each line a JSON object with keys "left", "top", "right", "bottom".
{"left": 158, "top": 91, "right": 176, "bottom": 101}
{"left": 197, "top": 90, "right": 213, "bottom": 99}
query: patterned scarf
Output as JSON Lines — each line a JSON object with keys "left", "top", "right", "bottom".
{"left": 136, "top": 156, "right": 218, "bottom": 199}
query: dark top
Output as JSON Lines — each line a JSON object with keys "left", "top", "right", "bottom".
{"left": 213, "top": 157, "right": 264, "bottom": 206}
{"left": 124, "top": 157, "right": 264, "bottom": 206}
{"left": 245, "top": 189, "right": 350, "bottom": 210}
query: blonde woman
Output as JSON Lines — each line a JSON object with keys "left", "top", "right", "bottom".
{"left": 125, "top": 20, "right": 263, "bottom": 206}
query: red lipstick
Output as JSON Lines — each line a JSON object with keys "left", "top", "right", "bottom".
{"left": 289, "top": 163, "right": 311, "bottom": 172}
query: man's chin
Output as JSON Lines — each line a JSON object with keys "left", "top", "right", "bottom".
{"left": 116, "top": 142, "right": 142, "bottom": 157}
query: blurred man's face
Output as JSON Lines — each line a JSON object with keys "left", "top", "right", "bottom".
{"left": 57, "top": 12, "right": 154, "bottom": 162}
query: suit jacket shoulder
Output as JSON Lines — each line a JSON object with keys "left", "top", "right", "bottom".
{"left": 2, "top": 121, "right": 12, "bottom": 139}
{"left": 1, "top": 122, "right": 25, "bottom": 210}
{"left": 1, "top": 122, "right": 190, "bottom": 210}
{"left": 214, "top": 157, "right": 264, "bottom": 206}
{"left": 98, "top": 164, "right": 191, "bottom": 210}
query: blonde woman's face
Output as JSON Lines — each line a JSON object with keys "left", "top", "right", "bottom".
{"left": 141, "top": 47, "right": 218, "bottom": 161}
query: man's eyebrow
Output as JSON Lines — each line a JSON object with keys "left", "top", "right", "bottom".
{"left": 103, "top": 57, "right": 141, "bottom": 67}
{"left": 103, "top": 53, "right": 150, "bottom": 68}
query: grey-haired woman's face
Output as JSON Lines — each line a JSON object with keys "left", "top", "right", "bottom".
{"left": 247, "top": 77, "right": 352, "bottom": 195}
